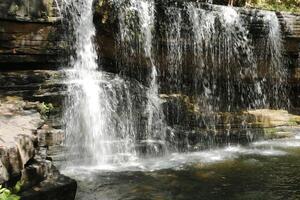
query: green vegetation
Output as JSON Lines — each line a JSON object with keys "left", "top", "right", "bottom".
{"left": 288, "top": 116, "right": 300, "bottom": 125}
{"left": 37, "top": 102, "right": 54, "bottom": 116}
{"left": 0, "top": 181, "right": 22, "bottom": 200}
{"left": 264, "top": 127, "right": 277, "bottom": 138}
{"left": 248, "top": 0, "right": 300, "bottom": 14}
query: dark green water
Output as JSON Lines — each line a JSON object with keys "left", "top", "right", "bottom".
{"left": 63, "top": 137, "right": 300, "bottom": 200}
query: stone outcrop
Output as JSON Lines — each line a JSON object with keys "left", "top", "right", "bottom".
{"left": 0, "top": 96, "right": 76, "bottom": 199}
{"left": 0, "top": 0, "right": 61, "bottom": 22}
{"left": 277, "top": 12, "right": 300, "bottom": 112}
{"left": 20, "top": 169, "right": 77, "bottom": 200}
{"left": 0, "top": 20, "right": 66, "bottom": 68}
{"left": 0, "top": 70, "right": 65, "bottom": 105}
{"left": 161, "top": 93, "right": 300, "bottom": 150}
{"left": 94, "top": 1, "right": 300, "bottom": 112}
{"left": 0, "top": 0, "right": 66, "bottom": 69}
{"left": 0, "top": 97, "right": 43, "bottom": 183}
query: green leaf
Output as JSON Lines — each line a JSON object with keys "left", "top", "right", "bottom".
{"left": 0, "top": 184, "right": 21, "bottom": 200}
{"left": 13, "top": 181, "right": 23, "bottom": 193}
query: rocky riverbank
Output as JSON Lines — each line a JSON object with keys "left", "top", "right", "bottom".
{"left": 0, "top": 96, "right": 76, "bottom": 199}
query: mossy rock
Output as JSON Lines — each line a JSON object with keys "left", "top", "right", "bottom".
{"left": 264, "top": 128, "right": 295, "bottom": 139}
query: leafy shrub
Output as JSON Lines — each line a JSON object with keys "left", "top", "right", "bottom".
{"left": 37, "top": 102, "right": 54, "bottom": 116}
{"left": 0, "top": 181, "right": 22, "bottom": 200}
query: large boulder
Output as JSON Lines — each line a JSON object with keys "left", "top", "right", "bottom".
{"left": 0, "top": 96, "right": 76, "bottom": 199}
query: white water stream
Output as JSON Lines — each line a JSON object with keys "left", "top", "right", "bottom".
{"left": 62, "top": 0, "right": 169, "bottom": 169}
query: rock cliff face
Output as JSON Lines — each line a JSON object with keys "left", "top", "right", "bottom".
{"left": 277, "top": 12, "right": 300, "bottom": 112}
{"left": 0, "top": 0, "right": 60, "bottom": 21}
{"left": 0, "top": 0, "right": 76, "bottom": 199}
{"left": 0, "top": 20, "right": 65, "bottom": 68}
{"left": 0, "top": 0, "right": 65, "bottom": 69}
{"left": 94, "top": 0, "right": 300, "bottom": 149}
{"left": 94, "top": 1, "right": 300, "bottom": 112}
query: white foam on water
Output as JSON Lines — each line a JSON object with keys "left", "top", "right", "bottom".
{"left": 253, "top": 139, "right": 300, "bottom": 148}
{"left": 62, "top": 143, "right": 289, "bottom": 175}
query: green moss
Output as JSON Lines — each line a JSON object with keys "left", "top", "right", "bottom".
{"left": 264, "top": 128, "right": 293, "bottom": 139}
{"left": 95, "top": 0, "right": 110, "bottom": 24}
{"left": 249, "top": 0, "right": 300, "bottom": 14}
{"left": 288, "top": 117, "right": 300, "bottom": 126}
{"left": 264, "top": 127, "right": 277, "bottom": 138}
{"left": 37, "top": 102, "right": 54, "bottom": 116}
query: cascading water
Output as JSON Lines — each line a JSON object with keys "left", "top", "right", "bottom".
{"left": 186, "top": 4, "right": 260, "bottom": 111}
{"left": 165, "top": 7, "right": 183, "bottom": 92}
{"left": 266, "top": 12, "right": 284, "bottom": 73}
{"left": 61, "top": 0, "right": 170, "bottom": 169}
{"left": 262, "top": 11, "right": 288, "bottom": 109}
{"left": 116, "top": 0, "right": 168, "bottom": 155}
{"left": 176, "top": 4, "right": 261, "bottom": 138}
{"left": 59, "top": 0, "right": 289, "bottom": 170}
{"left": 160, "top": 3, "right": 288, "bottom": 147}
{"left": 62, "top": 0, "right": 140, "bottom": 167}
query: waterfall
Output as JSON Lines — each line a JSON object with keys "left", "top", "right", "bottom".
{"left": 116, "top": 0, "right": 168, "bottom": 155}
{"left": 263, "top": 11, "right": 288, "bottom": 109}
{"left": 61, "top": 0, "right": 170, "bottom": 169}
{"left": 165, "top": 7, "right": 183, "bottom": 93}
{"left": 62, "top": 0, "right": 139, "bottom": 167}
{"left": 266, "top": 12, "right": 284, "bottom": 72}
{"left": 182, "top": 4, "right": 261, "bottom": 133}
{"left": 161, "top": 3, "right": 287, "bottom": 146}
{"left": 161, "top": 2, "right": 288, "bottom": 147}
{"left": 59, "top": 0, "right": 289, "bottom": 167}
{"left": 188, "top": 4, "right": 259, "bottom": 110}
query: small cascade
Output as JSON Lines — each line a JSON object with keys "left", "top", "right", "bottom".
{"left": 187, "top": 4, "right": 260, "bottom": 111}
{"left": 262, "top": 11, "right": 288, "bottom": 109}
{"left": 181, "top": 4, "right": 261, "bottom": 135}
{"left": 115, "top": 0, "right": 169, "bottom": 155}
{"left": 266, "top": 12, "right": 284, "bottom": 72}
{"left": 165, "top": 7, "right": 183, "bottom": 92}
{"left": 160, "top": 3, "right": 288, "bottom": 148}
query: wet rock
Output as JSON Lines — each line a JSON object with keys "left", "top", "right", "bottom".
{"left": 93, "top": 1, "right": 300, "bottom": 111}
{"left": 161, "top": 94, "right": 300, "bottom": 150}
{"left": 135, "top": 140, "right": 168, "bottom": 157}
{"left": 21, "top": 167, "right": 77, "bottom": 200}
{"left": 0, "top": 20, "right": 66, "bottom": 68}
{"left": 246, "top": 109, "right": 300, "bottom": 127}
{"left": 37, "top": 128, "right": 64, "bottom": 147}
{"left": 0, "top": 0, "right": 66, "bottom": 69}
